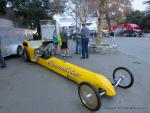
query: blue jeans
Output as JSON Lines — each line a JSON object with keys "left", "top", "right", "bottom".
{"left": 81, "top": 38, "right": 89, "bottom": 58}
{"left": 0, "top": 52, "right": 6, "bottom": 66}
{"left": 76, "top": 38, "right": 81, "bottom": 54}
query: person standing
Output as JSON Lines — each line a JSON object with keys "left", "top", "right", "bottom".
{"left": 110, "top": 30, "right": 116, "bottom": 44}
{"left": 81, "top": 23, "right": 90, "bottom": 59}
{"left": 60, "top": 27, "right": 69, "bottom": 57}
{"left": 0, "top": 36, "right": 6, "bottom": 68}
{"left": 74, "top": 27, "right": 81, "bottom": 54}
{"left": 53, "top": 30, "right": 58, "bottom": 55}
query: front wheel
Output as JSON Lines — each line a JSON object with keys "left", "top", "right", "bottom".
{"left": 113, "top": 67, "right": 134, "bottom": 88}
{"left": 78, "top": 82, "right": 101, "bottom": 111}
{"left": 22, "top": 49, "right": 30, "bottom": 62}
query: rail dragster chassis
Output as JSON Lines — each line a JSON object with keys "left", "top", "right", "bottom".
{"left": 22, "top": 40, "right": 134, "bottom": 111}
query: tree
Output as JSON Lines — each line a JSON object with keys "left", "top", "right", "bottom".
{"left": 96, "top": 0, "right": 132, "bottom": 44}
{"left": 105, "top": 0, "right": 132, "bottom": 30}
{"left": 66, "top": 0, "right": 132, "bottom": 44}
{"left": 119, "top": 10, "right": 150, "bottom": 30}
{"left": 142, "top": 0, "right": 150, "bottom": 29}
{"left": 119, "top": 10, "right": 144, "bottom": 24}
{"left": 144, "top": 0, "right": 150, "bottom": 9}
{"left": 66, "top": 0, "right": 98, "bottom": 27}
{"left": 140, "top": 14, "right": 150, "bottom": 30}
{"left": 0, "top": 0, "right": 6, "bottom": 15}
{"left": 12, "top": 0, "right": 66, "bottom": 38}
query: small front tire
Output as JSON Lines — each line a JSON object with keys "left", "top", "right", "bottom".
{"left": 113, "top": 67, "right": 134, "bottom": 88}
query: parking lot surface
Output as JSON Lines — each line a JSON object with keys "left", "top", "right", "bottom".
{"left": 0, "top": 37, "right": 150, "bottom": 113}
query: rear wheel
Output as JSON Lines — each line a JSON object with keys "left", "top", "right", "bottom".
{"left": 17, "top": 46, "right": 22, "bottom": 56}
{"left": 78, "top": 82, "right": 101, "bottom": 111}
{"left": 113, "top": 67, "right": 134, "bottom": 88}
{"left": 22, "top": 49, "right": 30, "bottom": 62}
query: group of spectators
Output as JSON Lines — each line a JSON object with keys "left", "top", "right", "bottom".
{"left": 0, "top": 24, "right": 90, "bottom": 68}
{"left": 53, "top": 23, "right": 90, "bottom": 59}
{"left": 53, "top": 27, "right": 69, "bottom": 57}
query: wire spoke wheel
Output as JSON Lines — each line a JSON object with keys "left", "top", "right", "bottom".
{"left": 113, "top": 67, "right": 134, "bottom": 88}
{"left": 22, "top": 49, "right": 30, "bottom": 62}
{"left": 23, "top": 50, "right": 27, "bottom": 60}
{"left": 78, "top": 82, "right": 101, "bottom": 111}
{"left": 17, "top": 46, "right": 22, "bottom": 56}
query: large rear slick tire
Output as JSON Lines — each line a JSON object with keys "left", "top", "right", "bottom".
{"left": 22, "top": 49, "right": 30, "bottom": 62}
{"left": 17, "top": 46, "right": 23, "bottom": 56}
{"left": 78, "top": 82, "right": 101, "bottom": 111}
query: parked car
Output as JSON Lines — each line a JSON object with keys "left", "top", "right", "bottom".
{"left": 112, "top": 23, "right": 143, "bottom": 37}
{"left": 0, "top": 27, "right": 33, "bottom": 57}
{"left": 123, "top": 30, "right": 138, "bottom": 37}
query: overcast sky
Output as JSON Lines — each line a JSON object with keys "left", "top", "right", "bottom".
{"left": 132, "top": 0, "right": 147, "bottom": 11}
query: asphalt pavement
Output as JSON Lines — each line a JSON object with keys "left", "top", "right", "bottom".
{"left": 0, "top": 37, "right": 150, "bottom": 113}
{"left": 0, "top": 18, "right": 14, "bottom": 27}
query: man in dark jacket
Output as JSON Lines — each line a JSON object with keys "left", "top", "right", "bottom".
{"left": 81, "top": 23, "right": 90, "bottom": 59}
{"left": 0, "top": 37, "right": 6, "bottom": 68}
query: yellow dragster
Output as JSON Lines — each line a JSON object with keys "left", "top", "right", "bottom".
{"left": 22, "top": 40, "right": 134, "bottom": 111}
